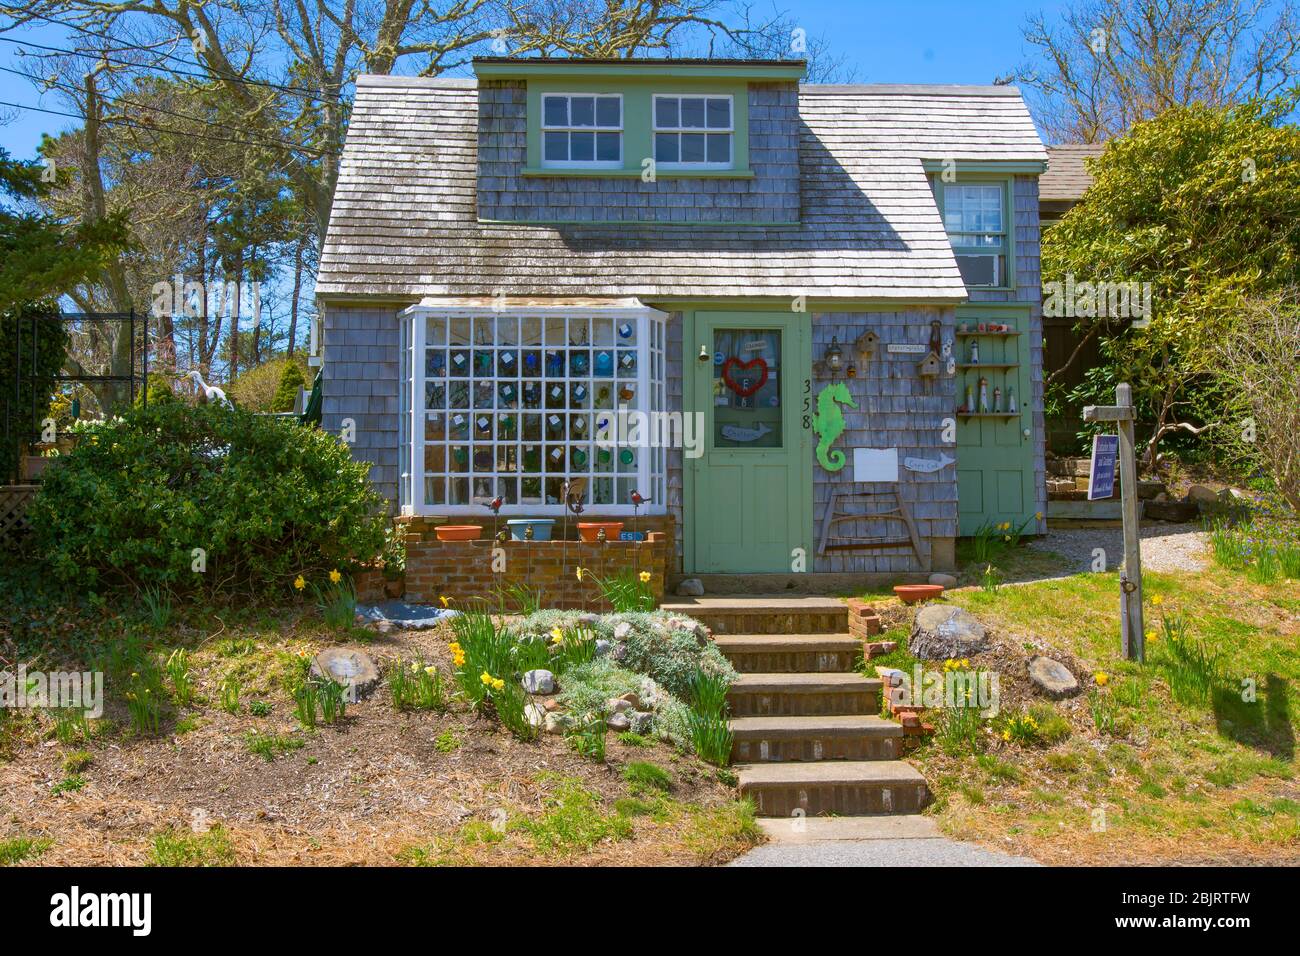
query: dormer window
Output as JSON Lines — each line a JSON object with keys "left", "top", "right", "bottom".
{"left": 541, "top": 93, "right": 623, "bottom": 168}
{"left": 654, "top": 95, "right": 733, "bottom": 168}
{"left": 935, "top": 178, "right": 1011, "bottom": 288}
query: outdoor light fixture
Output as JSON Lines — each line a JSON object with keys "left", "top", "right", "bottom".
{"left": 824, "top": 336, "right": 844, "bottom": 377}
{"left": 698, "top": 345, "right": 710, "bottom": 363}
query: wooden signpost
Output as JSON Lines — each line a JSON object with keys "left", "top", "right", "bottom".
{"left": 1083, "top": 383, "right": 1145, "bottom": 662}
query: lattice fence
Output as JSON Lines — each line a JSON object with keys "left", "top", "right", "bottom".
{"left": 0, "top": 484, "right": 39, "bottom": 548}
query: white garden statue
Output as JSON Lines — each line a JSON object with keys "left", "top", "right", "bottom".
{"left": 176, "top": 370, "right": 232, "bottom": 407}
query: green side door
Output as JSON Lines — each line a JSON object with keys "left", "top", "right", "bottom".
{"left": 955, "top": 309, "right": 1037, "bottom": 534}
{"left": 684, "top": 310, "right": 812, "bottom": 573}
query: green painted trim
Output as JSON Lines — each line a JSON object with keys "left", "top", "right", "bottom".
{"left": 520, "top": 167, "right": 756, "bottom": 179}
{"left": 477, "top": 62, "right": 806, "bottom": 80}
{"left": 648, "top": 297, "right": 963, "bottom": 309}
{"left": 525, "top": 78, "right": 751, "bottom": 175}
{"left": 476, "top": 217, "right": 800, "bottom": 227}
{"left": 956, "top": 302, "right": 1034, "bottom": 315}
{"left": 922, "top": 160, "right": 1047, "bottom": 174}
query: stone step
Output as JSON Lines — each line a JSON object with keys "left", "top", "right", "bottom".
{"left": 730, "top": 714, "right": 901, "bottom": 763}
{"left": 737, "top": 760, "right": 930, "bottom": 817}
{"left": 661, "top": 595, "right": 848, "bottom": 635}
{"left": 728, "top": 673, "right": 881, "bottom": 717}
{"left": 712, "top": 634, "right": 862, "bottom": 673}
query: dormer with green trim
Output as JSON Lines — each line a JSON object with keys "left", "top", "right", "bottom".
{"left": 473, "top": 58, "right": 806, "bottom": 225}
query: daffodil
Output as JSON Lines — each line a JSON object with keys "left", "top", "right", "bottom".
{"left": 329, "top": 569, "right": 342, "bottom": 584}
{"left": 439, "top": 595, "right": 450, "bottom": 608}
{"left": 575, "top": 567, "right": 585, "bottom": 582}
{"left": 1145, "top": 629, "right": 1157, "bottom": 642}
{"left": 1151, "top": 594, "right": 1163, "bottom": 606}
{"left": 293, "top": 574, "right": 306, "bottom": 591}
{"left": 639, "top": 571, "right": 651, "bottom": 583}
{"left": 550, "top": 627, "right": 564, "bottom": 642}
{"left": 425, "top": 666, "right": 437, "bottom": 677}
{"left": 480, "top": 671, "right": 493, "bottom": 686}
{"left": 492, "top": 678, "right": 504, "bottom": 691}
{"left": 1094, "top": 672, "right": 1110, "bottom": 686}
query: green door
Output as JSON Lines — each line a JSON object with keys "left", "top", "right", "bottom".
{"left": 955, "top": 309, "right": 1037, "bottom": 534}
{"left": 685, "top": 310, "right": 812, "bottom": 573}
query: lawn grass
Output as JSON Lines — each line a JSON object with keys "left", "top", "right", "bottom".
{"left": 909, "top": 564, "right": 1300, "bottom": 864}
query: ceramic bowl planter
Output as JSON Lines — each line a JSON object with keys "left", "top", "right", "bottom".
{"left": 435, "top": 524, "right": 483, "bottom": 542}
{"left": 507, "top": 518, "right": 555, "bottom": 541}
{"left": 578, "top": 521, "right": 623, "bottom": 543}
{"left": 893, "top": 584, "right": 945, "bottom": 605}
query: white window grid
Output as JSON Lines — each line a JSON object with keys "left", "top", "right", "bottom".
{"left": 403, "top": 306, "right": 667, "bottom": 516}
{"left": 943, "top": 182, "right": 1006, "bottom": 250}
{"left": 653, "top": 94, "right": 734, "bottom": 169}
{"left": 541, "top": 93, "right": 624, "bottom": 169}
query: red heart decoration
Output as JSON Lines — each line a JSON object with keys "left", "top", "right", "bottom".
{"left": 721, "top": 357, "right": 769, "bottom": 397}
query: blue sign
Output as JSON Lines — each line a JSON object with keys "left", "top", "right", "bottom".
{"left": 1088, "top": 434, "right": 1119, "bottom": 500}
{"left": 619, "top": 531, "right": 646, "bottom": 541}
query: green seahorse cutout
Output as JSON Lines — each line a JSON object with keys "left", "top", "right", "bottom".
{"left": 811, "top": 381, "right": 857, "bottom": 471}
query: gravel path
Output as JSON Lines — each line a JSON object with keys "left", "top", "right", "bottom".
{"left": 1023, "top": 522, "right": 1210, "bottom": 579}
{"left": 730, "top": 837, "right": 1039, "bottom": 867}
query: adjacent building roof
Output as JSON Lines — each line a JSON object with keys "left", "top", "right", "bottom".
{"left": 1040, "top": 144, "right": 1105, "bottom": 202}
{"left": 316, "top": 76, "right": 1047, "bottom": 303}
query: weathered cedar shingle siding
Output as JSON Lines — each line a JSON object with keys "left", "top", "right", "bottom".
{"left": 477, "top": 81, "right": 801, "bottom": 224}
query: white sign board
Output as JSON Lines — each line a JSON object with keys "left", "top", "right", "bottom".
{"left": 853, "top": 448, "right": 899, "bottom": 482}
{"left": 886, "top": 343, "right": 927, "bottom": 354}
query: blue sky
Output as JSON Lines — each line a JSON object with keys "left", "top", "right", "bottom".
{"left": 0, "top": 1, "right": 1065, "bottom": 160}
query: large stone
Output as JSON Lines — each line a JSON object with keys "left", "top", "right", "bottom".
{"left": 594, "top": 639, "right": 612, "bottom": 657}
{"left": 1187, "top": 484, "right": 1219, "bottom": 505}
{"left": 524, "top": 702, "right": 546, "bottom": 728}
{"left": 629, "top": 711, "right": 654, "bottom": 735}
{"left": 606, "top": 712, "right": 631, "bottom": 732}
{"left": 618, "top": 692, "right": 641, "bottom": 709}
{"left": 1027, "top": 656, "right": 1080, "bottom": 699}
{"left": 543, "top": 712, "right": 573, "bottom": 735}
{"left": 909, "top": 605, "right": 988, "bottom": 660}
{"left": 928, "top": 573, "right": 958, "bottom": 588}
{"left": 606, "top": 697, "right": 634, "bottom": 714}
{"left": 521, "top": 669, "right": 556, "bottom": 695}
{"left": 676, "top": 578, "right": 705, "bottom": 597}
{"left": 613, "top": 622, "right": 633, "bottom": 642}
{"left": 1144, "top": 499, "right": 1199, "bottom": 523}
{"left": 310, "top": 648, "right": 380, "bottom": 699}
{"left": 638, "top": 677, "right": 662, "bottom": 711}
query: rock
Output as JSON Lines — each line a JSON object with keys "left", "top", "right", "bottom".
{"left": 676, "top": 577, "right": 705, "bottom": 597}
{"left": 611, "top": 643, "right": 628, "bottom": 663}
{"left": 1027, "top": 656, "right": 1080, "bottom": 699}
{"left": 544, "top": 712, "right": 574, "bottom": 735}
{"left": 1136, "top": 480, "right": 1166, "bottom": 500}
{"left": 618, "top": 692, "right": 641, "bottom": 709}
{"left": 928, "top": 573, "right": 958, "bottom": 588}
{"left": 606, "top": 713, "right": 631, "bottom": 732}
{"left": 629, "top": 711, "right": 654, "bottom": 735}
{"left": 1187, "top": 484, "right": 1219, "bottom": 505}
{"left": 369, "top": 620, "right": 396, "bottom": 636}
{"left": 612, "top": 622, "right": 634, "bottom": 642}
{"left": 576, "top": 614, "right": 600, "bottom": 629}
{"left": 594, "top": 639, "right": 612, "bottom": 657}
{"left": 521, "top": 669, "right": 556, "bottom": 695}
{"left": 1154, "top": 491, "right": 1169, "bottom": 503}
{"left": 1144, "top": 499, "right": 1199, "bottom": 523}
{"left": 524, "top": 702, "right": 546, "bottom": 728}
{"left": 638, "top": 677, "right": 661, "bottom": 710}
{"left": 606, "top": 697, "right": 634, "bottom": 714}
{"left": 310, "top": 648, "right": 381, "bottom": 699}
{"left": 542, "top": 698, "right": 561, "bottom": 712}
{"left": 909, "top": 605, "right": 988, "bottom": 660}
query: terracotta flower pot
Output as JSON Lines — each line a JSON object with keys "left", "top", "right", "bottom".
{"left": 578, "top": 521, "right": 623, "bottom": 543}
{"left": 893, "top": 584, "right": 945, "bottom": 605}
{"left": 435, "top": 524, "right": 483, "bottom": 542}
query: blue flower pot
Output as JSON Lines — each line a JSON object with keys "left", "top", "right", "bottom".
{"left": 507, "top": 519, "right": 556, "bottom": 541}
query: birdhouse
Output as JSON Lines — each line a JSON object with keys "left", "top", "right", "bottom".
{"left": 916, "top": 351, "right": 942, "bottom": 378}
{"left": 855, "top": 330, "right": 880, "bottom": 363}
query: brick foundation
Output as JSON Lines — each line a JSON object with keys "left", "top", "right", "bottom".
{"left": 397, "top": 515, "right": 670, "bottom": 609}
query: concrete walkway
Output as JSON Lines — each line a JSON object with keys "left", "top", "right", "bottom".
{"left": 729, "top": 816, "right": 1041, "bottom": 867}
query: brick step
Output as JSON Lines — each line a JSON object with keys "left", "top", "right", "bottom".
{"left": 737, "top": 760, "right": 930, "bottom": 817}
{"left": 730, "top": 715, "right": 901, "bottom": 763}
{"left": 661, "top": 596, "right": 848, "bottom": 635}
{"left": 728, "top": 673, "right": 881, "bottom": 717}
{"left": 712, "top": 634, "right": 862, "bottom": 673}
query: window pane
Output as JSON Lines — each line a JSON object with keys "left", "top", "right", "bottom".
{"left": 570, "top": 131, "right": 594, "bottom": 161}
{"left": 680, "top": 132, "right": 705, "bottom": 163}
{"left": 570, "top": 96, "right": 595, "bottom": 127}
{"left": 543, "top": 95, "right": 567, "bottom": 127}
{"left": 595, "top": 96, "right": 620, "bottom": 127}
{"left": 655, "top": 132, "right": 678, "bottom": 163}
{"left": 543, "top": 131, "right": 567, "bottom": 162}
{"left": 706, "top": 97, "right": 731, "bottom": 129}
{"left": 706, "top": 133, "right": 731, "bottom": 164}
{"left": 596, "top": 131, "right": 621, "bottom": 162}
{"left": 655, "top": 96, "right": 678, "bottom": 128}
{"left": 680, "top": 97, "right": 706, "bottom": 128}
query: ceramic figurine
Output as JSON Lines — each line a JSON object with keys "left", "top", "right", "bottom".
{"left": 964, "top": 384, "right": 975, "bottom": 411}
{"left": 978, "top": 376, "right": 989, "bottom": 413}
{"left": 1008, "top": 387, "right": 1018, "bottom": 413}
{"left": 969, "top": 340, "right": 980, "bottom": 364}
{"left": 992, "top": 386, "right": 1002, "bottom": 413}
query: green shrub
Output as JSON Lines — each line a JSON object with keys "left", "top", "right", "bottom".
{"left": 272, "top": 361, "right": 307, "bottom": 413}
{"left": 30, "top": 401, "right": 385, "bottom": 592}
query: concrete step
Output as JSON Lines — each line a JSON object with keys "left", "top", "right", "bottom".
{"left": 713, "top": 633, "right": 862, "bottom": 673}
{"left": 738, "top": 760, "right": 930, "bottom": 817}
{"left": 660, "top": 595, "right": 848, "bottom": 635}
{"left": 728, "top": 673, "right": 881, "bottom": 717}
{"left": 730, "top": 714, "right": 901, "bottom": 763}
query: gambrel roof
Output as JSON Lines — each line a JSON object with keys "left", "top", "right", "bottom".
{"left": 317, "top": 75, "right": 1046, "bottom": 302}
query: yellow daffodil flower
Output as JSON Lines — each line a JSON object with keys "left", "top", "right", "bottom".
{"left": 550, "top": 627, "right": 564, "bottom": 642}
{"left": 329, "top": 569, "right": 342, "bottom": 584}
{"left": 1151, "top": 595, "right": 1163, "bottom": 606}
{"left": 293, "top": 575, "right": 306, "bottom": 591}
{"left": 1095, "top": 672, "right": 1110, "bottom": 686}
{"left": 1145, "top": 629, "right": 1157, "bottom": 642}
{"left": 575, "top": 567, "right": 585, "bottom": 581}
{"left": 492, "top": 678, "right": 504, "bottom": 691}
{"left": 480, "top": 671, "right": 493, "bottom": 686}
{"left": 439, "top": 595, "right": 449, "bottom": 607}
{"left": 425, "top": 666, "right": 437, "bottom": 677}
{"left": 639, "top": 570, "right": 651, "bottom": 583}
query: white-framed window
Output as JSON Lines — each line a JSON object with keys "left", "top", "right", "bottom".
{"left": 401, "top": 305, "right": 668, "bottom": 516}
{"left": 653, "top": 94, "right": 733, "bottom": 168}
{"left": 541, "top": 93, "right": 623, "bottom": 168}
{"left": 938, "top": 180, "right": 1010, "bottom": 288}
